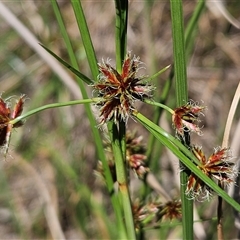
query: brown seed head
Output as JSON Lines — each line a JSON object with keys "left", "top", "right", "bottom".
{"left": 93, "top": 52, "right": 154, "bottom": 124}
{"left": 172, "top": 101, "right": 205, "bottom": 138}
{"left": 186, "top": 146, "right": 237, "bottom": 201}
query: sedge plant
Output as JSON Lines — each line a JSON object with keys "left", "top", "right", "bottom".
{"left": 1, "top": 1, "right": 240, "bottom": 239}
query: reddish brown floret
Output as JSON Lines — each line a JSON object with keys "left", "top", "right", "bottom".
{"left": 186, "top": 146, "right": 237, "bottom": 201}
{"left": 0, "top": 98, "right": 11, "bottom": 146}
{"left": 93, "top": 52, "right": 154, "bottom": 124}
{"left": 172, "top": 101, "right": 205, "bottom": 137}
{"left": 133, "top": 199, "right": 181, "bottom": 229}
{"left": 0, "top": 95, "right": 26, "bottom": 156}
{"left": 159, "top": 200, "right": 182, "bottom": 221}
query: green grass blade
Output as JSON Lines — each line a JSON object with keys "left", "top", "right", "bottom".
{"left": 71, "top": 0, "right": 99, "bottom": 80}
{"left": 170, "top": 0, "right": 193, "bottom": 238}
{"left": 146, "top": 1, "right": 205, "bottom": 173}
{"left": 69, "top": 1, "right": 127, "bottom": 237}
{"left": 10, "top": 99, "right": 95, "bottom": 125}
{"left": 114, "top": 0, "right": 128, "bottom": 71}
{"left": 146, "top": 65, "right": 171, "bottom": 82}
{"left": 185, "top": 0, "right": 205, "bottom": 59}
{"left": 170, "top": 1, "right": 188, "bottom": 104}
{"left": 51, "top": 0, "right": 81, "bottom": 69}
{"left": 50, "top": 1, "right": 116, "bottom": 198}
{"left": 110, "top": 123, "right": 135, "bottom": 239}
{"left": 134, "top": 112, "right": 240, "bottom": 213}
{"left": 39, "top": 44, "right": 93, "bottom": 85}
{"left": 50, "top": 1, "right": 114, "bottom": 195}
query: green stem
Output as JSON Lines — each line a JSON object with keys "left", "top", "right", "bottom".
{"left": 185, "top": 0, "right": 205, "bottom": 59}
{"left": 146, "top": 0, "right": 205, "bottom": 169}
{"left": 68, "top": 2, "right": 127, "bottom": 236}
{"left": 170, "top": 0, "right": 193, "bottom": 239}
{"left": 114, "top": 0, "right": 128, "bottom": 71}
{"left": 113, "top": 1, "right": 136, "bottom": 239}
{"left": 170, "top": 1, "right": 188, "bottom": 103}
{"left": 144, "top": 99, "right": 174, "bottom": 114}
{"left": 110, "top": 123, "right": 136, "bottom": 239}
{"left": 71, "top": 0, "right": 99, "bottom": 80}
{"left": 10, "top": 98, "right": 97, "bottom": 125}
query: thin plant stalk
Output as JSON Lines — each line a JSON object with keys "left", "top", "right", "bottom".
{"left": 70, "top": 0, "right": 99, "bottom": 80}
{"left": 113, "top": 0, "right": 136, "bottom": 239}
{"left": 114, "top": 0, "right": 128, "bottom": 71}
{"left": 70, "top": 1, "right": 127, "bottom": 237}
{"left": 110, "top": 123, "right": 136, "bottom": 239}
{"left": 51, "top": 1, "right": 112, "bottom": 194}
{"left": 218, "top": 81, "right": 240, "bottom": 240}
{"left": 217, "top": 182, "right": 224, "bottom": 240}
{"left": 185, "top": 0, "right": 206, "bottom": 58}
{"left": 170, "top": 0, "right": 193, "bottom": 239}
{"left": 147, "top": 0, "right": 205, "bottom": 170}
{"left": 10, "top": 99, "right": 96, "bottom": 125}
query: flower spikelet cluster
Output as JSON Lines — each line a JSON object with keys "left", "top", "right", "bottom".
{"left": 0, "top": 95, "right": 26, "bottom": 155}
{"left": 157, "top": 200, "right": 182, "bottom": 221}
{"left": 186, "top": 145, "right": 237, "bottom": 201}
{"left": 133, "top": 199, "right": 181, "bottom": 229}
{"left": 172, "top": 100, "right": 205, "bottom": 138}
{"left": 96, "top": 131, "right": 149, "bottom": 182}
{"left": 93, "top": 52, "right": 154, "bottom": 124}
{"left": 126, "top": 131, "right": 149, "bottom": 179}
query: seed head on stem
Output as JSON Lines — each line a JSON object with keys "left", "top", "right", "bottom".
{"left": 93, "top": 52, "right": 154, "bottom": 125}
{"left": 172, "top": 100, "right": 205, "bottom": 138}
{"left": 186, "top": 145, "right": 237, "bottom": 201}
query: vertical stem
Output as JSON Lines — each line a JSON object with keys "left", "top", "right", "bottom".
{"left": 217, "top": 182, "right": 224, "bottom": 240}
{"left": 70, "top": 1, "right": 128, "bottom": 237}
{"left": 113, "top": 1, "right": 136, "bottom": 239}
{"left": 115, "top": 0, "right": 128, "bottom": 71}
{"left": 170, "top": 0, "right": 194, "bottom": 239}
{"left": 112, "top": 17, "right": 129, "bottom": 225}
{"left": 147, "top": 0, "right": 205, "bottom": 170}
{"left": 110, "top": 123, "right": 136, "bottom": 239}
{"left": 71, "top": 0, "right": 99, "bottom": 80}
{"left": 170, "top": 0, "right": 188, "bottom": 103}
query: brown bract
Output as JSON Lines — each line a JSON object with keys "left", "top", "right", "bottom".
{"left": 96, "top": 131, "right": 149, "bottom": 181}
{"left": 125, "top": 132, "right": 149, "bottom": 179}
{"left": 158, "top": 200, "right": 182, "bottom": 221}
{"left": 172, "top": 101, "right": 205, "bottom": 138}
{"left": 0, "top": 98, "right": 11, "bottom": 146}
{"left": 93, "top": 52, "right": 154, "bottom": 124}
{"left": 133, "top": 199, "right": 181, "bottom": 229}
{"left": 186, "top": 146, "right": 237, "bottom": 201}
{"left": 0, "top": 95, "right": 26, "bottom": 156}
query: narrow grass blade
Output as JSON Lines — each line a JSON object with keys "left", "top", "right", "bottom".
{"left": 146, "top": 65, "right": 171, "bottom": 82}
{"left": 40, "top": 44, "right": 93, "bottom": 85}
{"left": 134, "top": 111, "right": 240, "bottom": 213}
{"left": 114, "top": 0, "right": 128, "bottom": 71}
{"left": 10, "top": 98, "right": 95, "bottom": 125}
{"left": 170, "top": 0, "right": 193, "bottom": 238}
{"left": 50, "top": 0, "right": 118, "bottom": 203}
{"left": 185, "top": 0, "right": 206, "bottom": 59}
{"left": 71, "top": 0, "right": 99, "bottom": 80}
{"left": 69, "top": 1, "right": 127, "bottom": 238}
{"left": 50, "top": 0, "right": 115, "bottom": 198}
{"left": 146, "top": 1, "right": 205, "bottom": 172}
